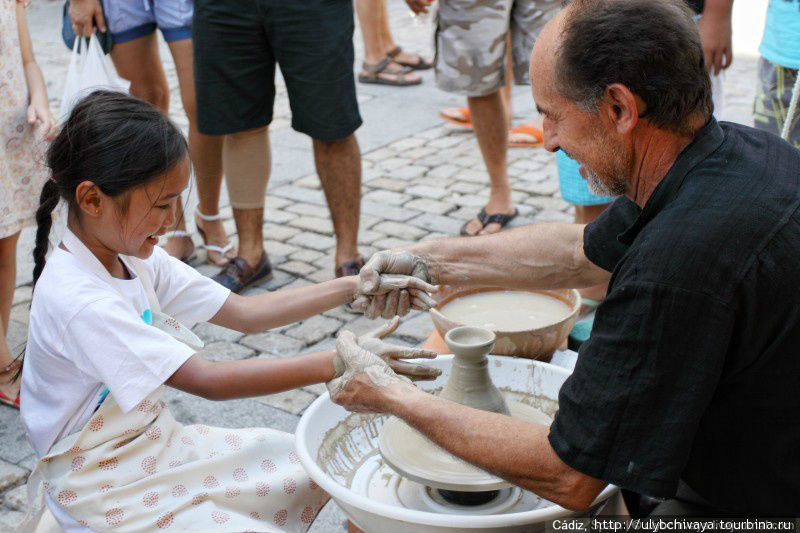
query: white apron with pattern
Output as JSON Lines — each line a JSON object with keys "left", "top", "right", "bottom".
{"left": 20, "top": 230, "right": 329, "bottom": 532}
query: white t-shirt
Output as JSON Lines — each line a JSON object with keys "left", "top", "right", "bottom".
{"left": 20, "top": 245, "right": 230, "bottom": 532}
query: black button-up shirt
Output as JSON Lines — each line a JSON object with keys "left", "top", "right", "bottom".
{"left": 548, "top": 119, "right": 800, "bottom": 514}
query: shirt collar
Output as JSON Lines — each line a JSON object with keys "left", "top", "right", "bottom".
{"left": 618, "top": 118, "right": 725, "bottom": 245}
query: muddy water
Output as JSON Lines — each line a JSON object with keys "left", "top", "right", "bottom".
{"left": 440, "top": 291, "right": 572, "bottom": 331}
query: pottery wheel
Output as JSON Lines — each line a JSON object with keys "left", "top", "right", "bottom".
{"left": 379, "top": 400, "right": 551, "bottom": 492}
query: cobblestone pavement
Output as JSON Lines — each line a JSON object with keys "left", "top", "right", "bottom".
{"left": 1, "top": 0, "right": 765, "bottom": 529}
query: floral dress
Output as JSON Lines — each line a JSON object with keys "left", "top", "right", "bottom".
{"left": 0, "top": 0, "right": 48, "bottom": 239}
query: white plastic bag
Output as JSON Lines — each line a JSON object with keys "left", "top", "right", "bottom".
{"left": 59, "top": 35, "right": 130, "bottom": 121}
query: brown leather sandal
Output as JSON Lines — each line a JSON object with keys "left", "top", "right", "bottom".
{"left": 387, "top": 46, "right": 433, "bottom": 70}
{"left": 358, "top": 57, "right": 422, "bottom": 86}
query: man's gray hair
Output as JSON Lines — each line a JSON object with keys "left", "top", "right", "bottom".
{"left": 557, "top": 0, "right": 713, "bottom": 135}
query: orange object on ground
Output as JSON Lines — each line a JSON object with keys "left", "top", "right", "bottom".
{"left": 438, "top": 107, "right": 472, "bottom": 128}
{"left": 509, "top": 124, "right": 544, "bottom": 148}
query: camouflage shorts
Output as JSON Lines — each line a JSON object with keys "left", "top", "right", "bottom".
{"left": 434, "top": 0, "right": 560, "bottom": 96}
{"left": 753, "top": 57, "right": 800, "bottom": 149}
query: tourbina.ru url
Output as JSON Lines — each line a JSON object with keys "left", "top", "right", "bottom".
{"left": 547, "top": 518, "right": 798, "bottom": 533}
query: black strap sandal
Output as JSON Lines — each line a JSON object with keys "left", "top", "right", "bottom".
{"left": 358, "top": 57, "right": 421, "bottom": 86}
{"left": 460, "top": 208, "right": 519, "bottom": 236}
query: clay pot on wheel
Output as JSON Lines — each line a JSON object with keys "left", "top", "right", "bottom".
{"left": 429, "top": 287, "right": 581, "bottom": 361}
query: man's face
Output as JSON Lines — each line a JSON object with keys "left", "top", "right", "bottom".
{"left": 530, "top": 17, "right": 629, "bottom": 197}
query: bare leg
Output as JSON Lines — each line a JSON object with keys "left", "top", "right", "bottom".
{"left": 167, "top": 39, "right": 232, "bottom": 266}
{"left": 110, "top": 34, "right": 194, "bottom": 260}
{"left": 378, "top": 0, "right": 429, "bottom": 68}
{"left": 312, "top": 135, "right": 361, "bottom": 267}
{"left": 0, "top": 232, "right": 21, "bottom": 400}
{"left": 574, "top": 204, "right": 611, "bottom": 303}
{"left": 223, "top": 128, "right": 271, "bottom": 268}
{"left": 462, "top": 90, "right": 515, "bottom": 235}
{"left": 355, "top": 0, "right": 420, "bottom": 82}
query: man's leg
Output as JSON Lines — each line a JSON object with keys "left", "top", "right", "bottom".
{"left": 462, "top": 90, "right": 516, "bottom": 235}
{"left": 110, "top": 34, "right": 194, "bottom": 260}
{"left": 312, "top": 135, "right": 362, "bottom": 268}
{"left": 354, "top": 0, "right": 421, "bottom": 83}
{"left": 0, "top": 232, "right": 20, "bottom": 401}
{"left": 167, "top": 39, "right": 233, "bottom": 266}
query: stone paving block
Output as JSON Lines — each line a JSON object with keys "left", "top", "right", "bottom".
{"left": 449, "top": 206, "right": 481, "bottom": 221}
{"left": 266, "top": 196, "right": 292, "bottom": 211}
{"left": 405, "top": 185, "right": 449, "bottom": 199}
{"left": 394, "top": 311, "right": 435, "bottom": 342}
{"left": 287, "top": 232, "right": 336, "bottom": 251}
{"left": 457, "top": 168, "right": 489, "bottom": 184}
{"left": 3, "top": 484, "right": 26, "bottom": 511}
{"left": 450, "top": 192, "right": 488, "bottom": 208}
{"left": 404, "top": 198, "right": 455, "bottom": 216}
{"left": 263, "top": 222, "right": 301, "bottom": 242}
{"left": 323, "top": 306, "right": 359, "bottom": 322}
{"left": 506, "top": 214, "right": 536, "bottom": 229}
{"left": 0, "top": 510, "right": 24, "bottom": 530}
{"left": 301, "top": 337, "right": 337, "bottom": 355}
{"left": 517, "top": 180, "right": 560, "bottom": 196}
{"left": 9, "top": 304, "right": 29, "bottom": 325}
{"left": 362, "top": 189, "right": 410, "bottom": 206}
{"left": 254, "top": 389, "right": 317, "bottom": 415}
{"left": 340, "top": 315, "right": 386, "bottom": 336}
{"left": 372, "top": 237, "right": 416, "bottom": 250}
{"left": 285, "top": 315, "right": 343, "bottom": 345}
{"left": 362, "top": 147, "right": 394, "bottom": 162}
{"left": 359, "top": 214, "right": 382, "bottom": 229}
{"left": 294, "top": 175, "right": 321, "bottom": 189}
{"left": 264, "top": 208, "right": 295, "bottom": 225}
{"left": 164, "top": 389, "right": 301, "bottom": 433}
{"left": 278, "top": 260, "right": 317, "bottom": 277}
{"left": 416, "top": 126, "right": 449, "bottom": 140}
{"left": 357, "top": 229, "right": 386, "bottom": 245}
{"left": 264, "top": 239, "right": 301, "bottom": 258}
{"left": 301, "top": 383, "right": 327, "bottom": 397}
{"left": 290, "top": 249, "right": 325, "bottom": 263}
{"left": 420, "top": 232, "right": 450, "bottom": 242}
{"left": 5, "top": 320, "right": 26, "bottom": 354}
{"left": 403, "top": 146, "right": 436, "bottom": 160}
{"left": 12, "top": 287, "right": 31, "bottom": 306}
{"left": 195, "top": 263, "right": 219, "bottom": 278}
{"left": 534, "top": 209, "right": 573, "bottom": 222}
{"left": 427, "top": 135, "right": 463, "bottom": 149}
{"left": 0, "top": 460, "right": 27, "bottom": 492}
{"left": 407, "top": 213, "right": 464, "bottom": 235}
{"left": 242, "top": 331, "right": 306, "bottom": 356}
{"left": 511, "top": 157, "right": 548, "bottom": 171}
{"left": 391, "top": 165, "right": 428, "bottom": 180}
{"left": 449, "top": 181, "right": 484, "bottom": 194}
{"left": 286, "top": 202, "right": 332, "bottom": 219}
{"left": 372, "top": 221, "right": 426, "bottom": 240}
{"left": 417, "top": 154, "right": 450, "bottom": 167}
{"left": 364, "top": 177, "right": 408, "bottom": 192}
{"left": 192, "top": 322, "right": 245, "bottom": 343}
{"left": 305, "top": 269, "right": 334, "bottom": 284}
{"left": 259, "top": 269, "right": 295, "bottom": 291}
{"left": 199, "top": 341, "right": 255, "bottom": 361}
{"left": 361, "top": 167, "right": 388, "bottom": 183}
{"left": 312, "top": 252, "right": 337, "bottom": 269}
{"left": 388, "top": 137, "right": 425, "bottom": 151}
{"left": 271, "top": 185, "right": 327, "bottom": 206}
{"left": 360, "top": 201, "right": 420, "bottom": 222}
{"left": 288, "top": 216, "right": 334, "bottom": 235}
{"left": 223, "top": 218, "right": 237, "bottom": 236}
{"left": 377, "top": 157, "right": 411, "bottom": 171}
{"left": 524, "top": 195, "right": 571, "bottom": 212}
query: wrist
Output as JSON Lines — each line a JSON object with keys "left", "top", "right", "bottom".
{"left": 385, "top": 381, "right": 424, "bottom": 417}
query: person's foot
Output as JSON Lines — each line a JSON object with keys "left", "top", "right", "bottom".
{"left": 359, "top": 58, "right": 422, "bottom": 86}
{"left": 387, "top": 47, "right": 433, "bottom": 70}
{"left": 162, "top": 233, "right": 195, "bottom": 262}
{"left": 335, "top": 255, "right": 366, "bottom": 278}
{"left": 195, "top": 214, "right": 237, "bottom": 267}
{"left": 0, "top": 360, "right": 21, "bottom": 408}
{"left": 211, "top": 252, "right": 272, "bottom": 293}
{"left": 461, "top": 203, "right": 518, "bottom": 236}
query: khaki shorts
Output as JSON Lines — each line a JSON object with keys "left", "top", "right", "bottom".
{"left": 435, "top": 0, "right": 560, "bottom": 96}
{"left": 753, "top": 57, "right": 800, "bottom": 149}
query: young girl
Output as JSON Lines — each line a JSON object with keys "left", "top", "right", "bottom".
{"left": 0, "top": 0, "right": 58, "bottom": 408}
{"left": 20, "top": 90, "right": 437, "bottom": 532}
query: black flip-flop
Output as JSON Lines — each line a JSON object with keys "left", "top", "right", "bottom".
{"left": 460, "top": 208, "right": 519, "bottom": 236}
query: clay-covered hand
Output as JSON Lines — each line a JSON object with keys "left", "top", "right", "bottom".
{"left": 357, "top": 317, "right": 441, "bottom": 380}
{"left": 352, "top": 250, "right": 439, "bottom": 319}
{"left": 328, "top": 330, "right": 411, "bottom": 412}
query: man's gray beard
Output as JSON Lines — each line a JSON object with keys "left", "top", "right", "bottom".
{"left": 585, "top": 168, "right": 626, "bottom": 197}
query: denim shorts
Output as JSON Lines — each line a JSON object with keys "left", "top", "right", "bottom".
{"left": 102, "top": 0, "right": 193, "bottom": 44}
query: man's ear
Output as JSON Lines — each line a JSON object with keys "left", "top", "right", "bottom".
{"left": 602, "top": 83, "right": 640, "bottom": 135}
{"left": 75, "top": 181, "right": 103, "bottom": 217}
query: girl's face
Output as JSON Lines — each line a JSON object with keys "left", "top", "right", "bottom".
{"left": 109, "top": 157, "right": 190, "bottom": 259}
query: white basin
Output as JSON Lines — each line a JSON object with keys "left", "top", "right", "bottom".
{"left": 295, "top": 355, "right": 617, "bottom": 533}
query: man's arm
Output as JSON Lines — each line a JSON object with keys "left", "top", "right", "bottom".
{"left": 335, "top": 372, "right": 607, "bottom": 511}
{"left": 412, "top": 223, "right": 610, "bottom": 291}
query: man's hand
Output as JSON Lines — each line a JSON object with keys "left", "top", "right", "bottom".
{"left": 69, "top": 0, "right": 106, "bottom": 38}
{"left": 698, "top": 0, "right": 733, "bottom": 75}
{"left": 352, "top": 250, "right": 439, "bottom": 319}
{"left": 357, "top": 317, "right": 441, "bottom": 380}
{"left": 328, "top": 330, "right": 414, "bottom": 413}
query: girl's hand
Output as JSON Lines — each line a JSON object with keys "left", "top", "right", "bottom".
{"left": 27, "top": 99, "right": 57, "bottom": 141}
{"left": 356, "top": 317, "right": 441, "bottom": 380}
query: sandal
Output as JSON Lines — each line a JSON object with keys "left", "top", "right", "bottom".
{"left": 439, "top": 107, "right": 472, "bottom": 128}
{"left": 161, "top": 231, "right": 197, "bottom": 263}
{"left": 335, "top": 255, "right": 366, "bottom": 278}
{"left": 387, "top": 46, "right": 433, "bottom": 70}
{"left": 358, "top": 57, "right": 422, "bottom": 86}
{"left": 459, "top": 208, "right": 518, "bottom": 236}
{"left": 212, "top": 253, "right": 272, "bottom": 294}
{"left": 0, "top": 360, "right": 21, "bottom": 409}
{"left": 508, "top": 125, "right": 544, "bottom": 148}
{"left": 195, "top": 210, "right": 237, "bottom": 267}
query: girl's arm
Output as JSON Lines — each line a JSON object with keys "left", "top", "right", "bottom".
{"left": 209, "top": 275, "right": 358, "bottom": 333}
{"left": 16, "top": 3, "right": 57, "bottom": 140}
{"left": 165, "top": 351, "right": 337, "bottom": 401}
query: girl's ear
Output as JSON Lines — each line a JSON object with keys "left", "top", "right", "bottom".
{"left": 75, "top": 181, "right": 103, "bottom": 218}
